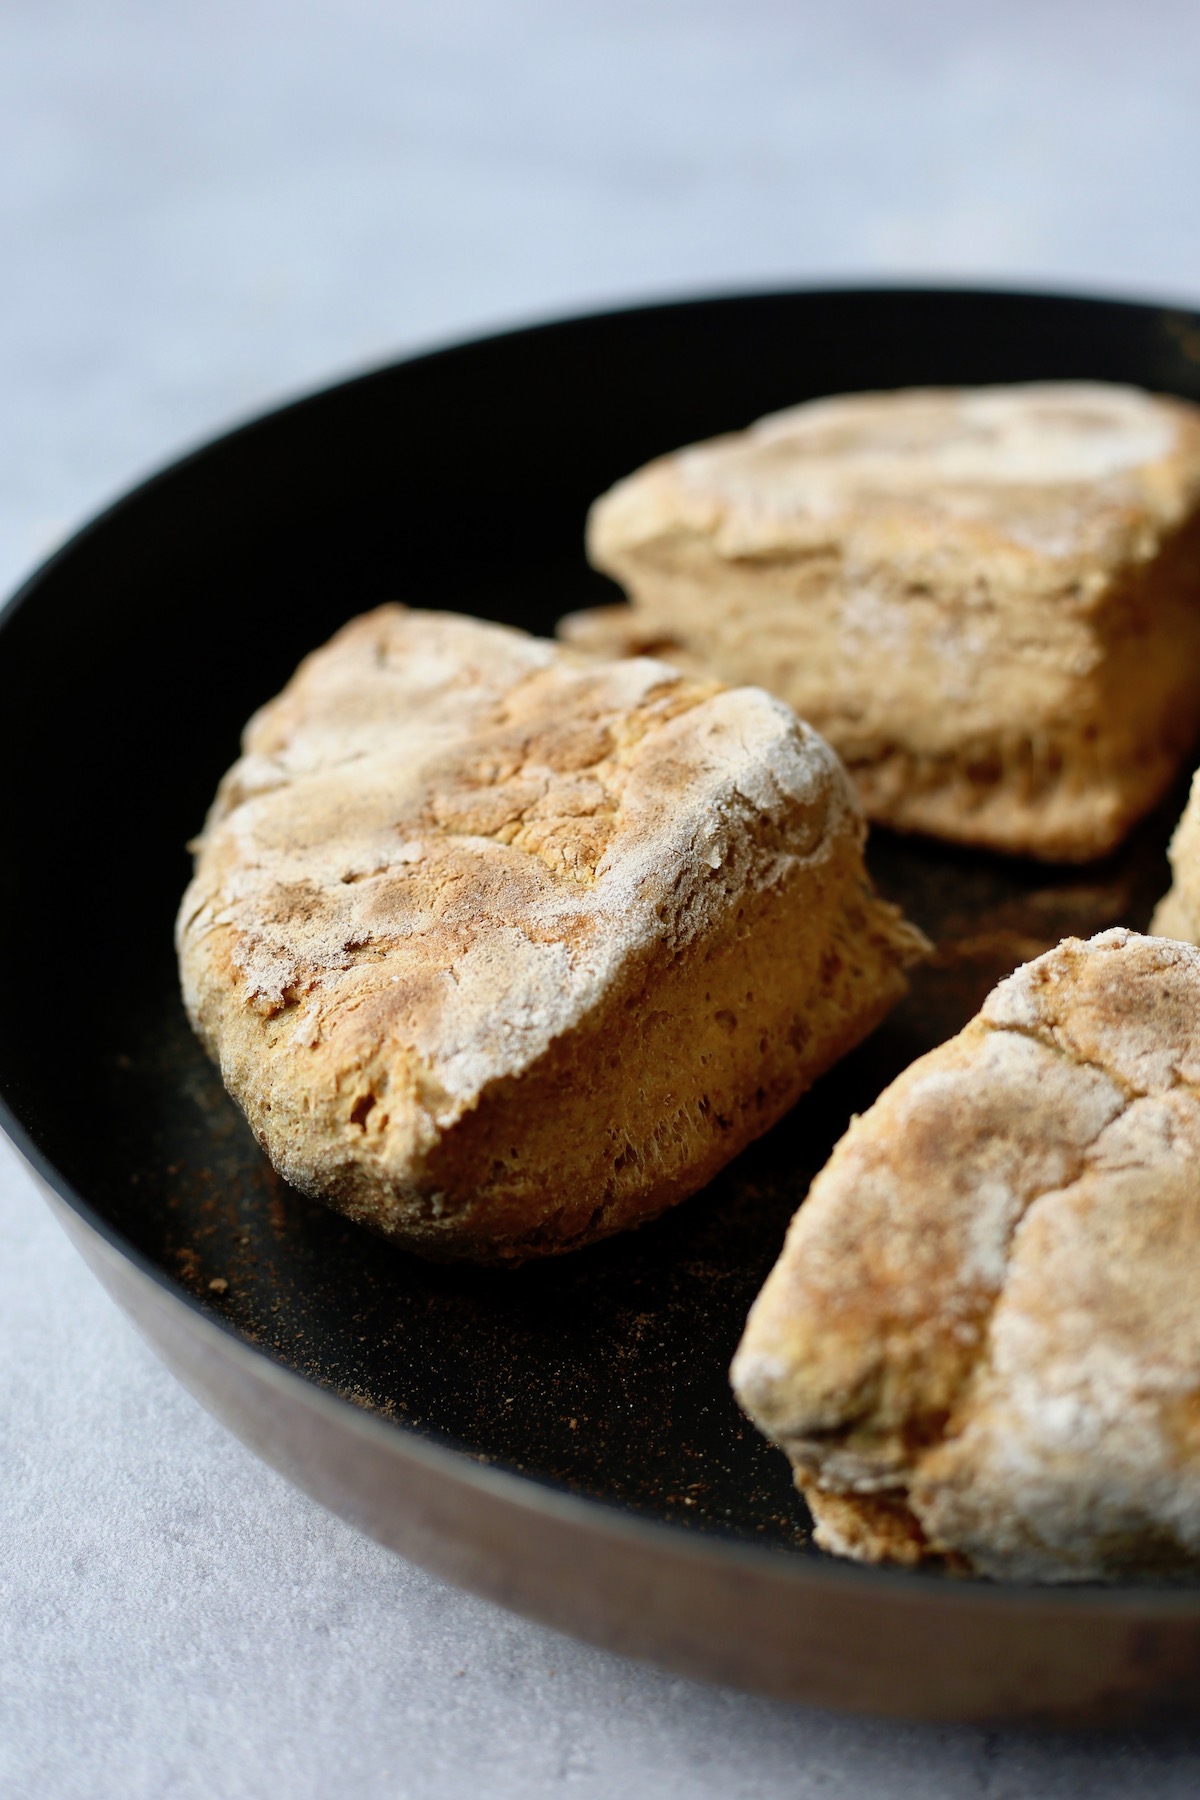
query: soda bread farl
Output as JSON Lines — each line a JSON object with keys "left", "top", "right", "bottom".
{"left": 177, "top": 606, "right": 925, "bottom": 1263}
{"left": 572, "top": 384, "right": 1200, "bottom": 861}
{"left": 733, "top": 930, "right": 1200, "bottom": 1581}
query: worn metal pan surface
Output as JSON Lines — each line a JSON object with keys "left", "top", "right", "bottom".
{"left": 6, "top": 287, "right": 1200, "bottom": 1723}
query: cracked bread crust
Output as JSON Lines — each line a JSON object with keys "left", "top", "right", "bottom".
{"left": 576, "top": 383, "right": 1200, "bottom": 861}
{"left": 731, "top": 929, "right": 1200, "bottom": 1581}
{"left": 177, "top": 605, "right": 925, "bottom": 1263}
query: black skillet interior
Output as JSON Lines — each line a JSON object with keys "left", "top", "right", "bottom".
{"left": 3, "top": 287, "right": 1200, "bottom": 1560}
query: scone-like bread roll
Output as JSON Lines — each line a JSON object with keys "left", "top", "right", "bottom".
{"left": 572, "top": 384, "right": 1200, "bottom": 861}
{"left": 732, "top": 929, "right": 1200, "bottom": 1582}
{"left": 177, "top": 606, "right": 924, "bottom": 1264}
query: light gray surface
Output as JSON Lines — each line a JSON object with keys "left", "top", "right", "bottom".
{"left": 5, "top": 3, "right": 1200, "bottom": 1793}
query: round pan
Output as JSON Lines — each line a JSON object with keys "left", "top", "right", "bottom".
{"left": 5, "top": 286, "right": 1200, "bottom": 1724}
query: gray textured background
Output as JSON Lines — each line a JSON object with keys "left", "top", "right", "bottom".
{"left": 5, "top": 3, "right": 1200, "bottom": 1794}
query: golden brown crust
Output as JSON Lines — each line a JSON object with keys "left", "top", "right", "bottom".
{"left": 177, "top": 605, "right": 925, "bottom": 1262}
{"left": 579, "top": 384, "right": 1200, "bottom": 861}
{"left": 732, "top": 929, "right": 1200, "bottom": 1581}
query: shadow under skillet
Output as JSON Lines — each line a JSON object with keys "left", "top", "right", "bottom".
{"left": 73, "top": 762, "right": 1187, "bottom": 1559}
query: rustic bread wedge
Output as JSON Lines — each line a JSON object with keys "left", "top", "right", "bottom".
{"left": 571, "top": 383, "right": 1200, "bottom": 861}
{"left": 732, "top": 929, "right": 1200, "bottom": 1581}
{"left": 177, "top": 605, "right": 924, "bottom": 1263}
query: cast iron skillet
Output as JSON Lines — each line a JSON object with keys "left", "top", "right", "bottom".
{"left": 6, "top": 287, "right": 1200, "bottom": 1725}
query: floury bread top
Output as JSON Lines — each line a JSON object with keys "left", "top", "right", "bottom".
{"left": 589, "top": 383, "right": 1200, "bottom": 573}
{"left": 179, "top": 607, "right": 856, "bottom": 1105}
